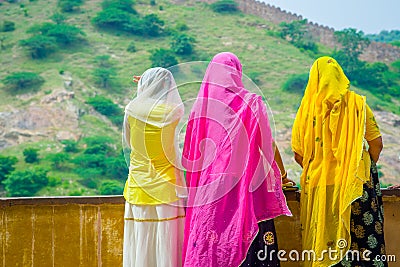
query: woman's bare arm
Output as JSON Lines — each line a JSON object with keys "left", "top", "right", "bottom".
{"left": 294, "top": 152, "right": 303, "bottom": 168}
{"left": 273, "top": 142, "right": 296, "bottom": 185}
{"left": 368, "top": 136, "right": 383, "bottom": 163}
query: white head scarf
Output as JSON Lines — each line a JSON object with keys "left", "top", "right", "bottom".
{"left": 124, "top": 67, "right": 184, "bottom": 128}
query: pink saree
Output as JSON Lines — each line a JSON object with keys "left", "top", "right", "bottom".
{"left": 182, "top": 52, "right": 291, "bottom": 267}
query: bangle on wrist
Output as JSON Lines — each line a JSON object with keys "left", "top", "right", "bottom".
{"left": 281, "top": 170, "right": 287, "bottom": 179}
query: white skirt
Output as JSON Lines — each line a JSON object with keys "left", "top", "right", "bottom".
{"left": 123, "top": 201, "right": 185, "bottom": 267}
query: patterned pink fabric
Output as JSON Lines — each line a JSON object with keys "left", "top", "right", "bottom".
{"left": 182, "top": 52, "right": 291, "bottom": 266}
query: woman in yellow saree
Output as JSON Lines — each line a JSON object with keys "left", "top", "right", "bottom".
{"left": 292, "top": 56, "right": 387, "bottom": 266}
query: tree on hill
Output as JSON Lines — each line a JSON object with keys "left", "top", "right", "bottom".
{"left": 0, "top": 155, "right": 18, "bottom": 183}
{"left": 333, "top": 28, "right": 400, "bottom": 97}
{"left": 86, "top": 95, "right": 123, "bottom": 126}
{"left": 282, "top": 73, "right": 309, "bottom": 94}
{"left": 3, "top": 167, "right": 49, "bottom": 197}
{"left": 46, "top": 153, "right": 70, "bottom": 169}
{"left": 21, "top": 22, "right": 86, "bottom": 58}
{"left": 92, "top": 1, "right": 164, "bottom": 37}
{"left": 50, "top": 13, "right": 67, "bottom": 24}
{"left": 170, "top": 33, "right": 195, "bottom": 55}
{"left": 44, "top": 24, "right": 85, "bottom": 45}
{"left": 23, "top": 148, "right": 40, "bottom": 163}
{"left": 92, "top": 55, "right": 117, "bottom": 89}
{"left": 366, "top": 30, "right": 400, "bottom": 43}
{"left": 99, "top": 180, "right": 124, "bottom": 195}
{"left": 105, "top": 153, "right": 128, "bottom": 179}
{"left": 333, "top": 28, "right": 370, "bottom": 83}
{"left": 101, "top": 0, "right": 137, "bottom": 14}
{"left": 142, "top": 14, "right": 164, "bottom": 37}
{"left": 92, "top": 8, "right": 133, "bottom": 29}
{"left": 20, "top": 35, "right": 57, "bottom": 59}
{"left": 210, "top": 0, "right": 239, "bottom": 13}
{"left": 279, "top": 19, "right": 318, "bottom": 54}
{"left": 150, "top": 48, "right": 178, "bottom": 68}
{"left": 334, "top": 28, "right": 370, "bottom": 63}
{"left": 2, "top": 72, "right": 45, "bottom": 91}
{"left": 58, "top": 0, "right": 84, "bottom": 13}
{"left": 61, "top": 140, "right": 79, "bottom": 153}
{"left": 1, "top": 20, "right": 15, "bottom": 32}
{"left": 29, "top": 22, "right": 85, "bottom": 45}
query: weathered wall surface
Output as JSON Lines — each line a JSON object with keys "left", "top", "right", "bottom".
{"left": 0, "top": 197, "right": 124, "bottom": 267}
{"left": 1, "top": 191, "right": 399, "bottom": 266}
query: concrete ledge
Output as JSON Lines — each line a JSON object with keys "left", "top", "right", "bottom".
{"left": 2, "top": 188, "right": 398, "bottom": 205}
{"left": 0, "top": 189, "right": 399, "bottom": 266}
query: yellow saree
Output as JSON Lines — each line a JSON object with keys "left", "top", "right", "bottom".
{"left": 292, "top": 57, "right": 370, "bottom": 266}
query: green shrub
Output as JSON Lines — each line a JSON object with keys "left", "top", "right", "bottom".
{"left": 2, "top": 21, "right": 16, "bottom": 32}
{"left": 105, "top": 154, "right": 128, "bottom": 179}
{"left": 61, "top": 140, "right": 79, "bottom": 153}
{"left": 50, "top": 13, "right": 66, "bottom": 24}
{"left": 390, "top": 40, "right": 400, "bottom": 47}
{"left": 142, "top": 14, "right": 164, "bottom": 37}
{"left": 33, "top": 23, "right": 85, "bottom": 45}
{"left": 175, "top": 21, "right": 189, "bottom": 31}
{"left": 3, "top": 167, "right": 49, "bottom": 197}
{"left": 282, "top": 73, "right": 309, "bottom": 94}
{"left": 48, "top": 176, "right": 62, "bottom": 187}
{"left": 58, "top": 0, "right": 84, "bottom": 12}
{"left": 69, "top": 189, "right": 85, "bottom": 196}
{"left": 279, "top": 19, "right": 318, "bottom": 55}
{"left": 150, "top": 48, "right": 178, "bottom": 68}
{"left": 23, "top": 148, "right": 40, "bottom": 163}
{"left": 78, "top": 176, "right": 98, "bottom": 188}
{"left": 246, "top": 71, "right": 262, "bottom": 86}
{"left": 210, "top": 0, "right": 239, "bottom": 13}
{"left": 0, "top": 155, "right": 18, "bottom": 183}
{"left": 46, "top": 153, "right": 70, "bottom": 169}
{"left": 86, "top": 95, "right": 123, "bottom": 123}
{"left": 126, "top": 41, "right": 136, "bottom": 52}
{"left": 2, "top": 72, "right": 45, "bottom": 91}
{"left": 92, "top": 55, "right": 117, "bottom": 88}
{"left": 20, "top": 35, "right": 57, "bottom": 59}
{"left": 93, "top": 68, "right": 117, "bottom": 88}
{"left": 92, "top": 8, "right": 133, "bottom": 29}
{"left": 101, "top": 0, "right": 137, "bottom": 14}
{"left": 171, "top": 33, "right": 195, "bottom": 55}
{"left": 99, "top": 180, "right": 123, "bottom": 195}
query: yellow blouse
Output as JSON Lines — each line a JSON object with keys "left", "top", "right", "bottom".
{"left": 123, "top": 106, "right": 179, "bottom": 205}
{"left": 365, "top": 104, "right": 381, "bottom": 142}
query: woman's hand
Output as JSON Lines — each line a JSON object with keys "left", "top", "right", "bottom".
{"left": 282, "top": 177, "right": 296, "bottom": 186}
{"left": 132, "top": 75, "right": 141, "bottom": 83}
{"left": 387, "top": 184, "right": 400, "bottom": 190}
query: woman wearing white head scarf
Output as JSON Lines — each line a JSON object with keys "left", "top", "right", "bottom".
{"left": 122, "top": 67, "right": 187, "bottom": 267}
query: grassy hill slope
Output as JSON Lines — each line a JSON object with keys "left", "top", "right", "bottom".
{"left": 0, "top": 0, "right": 398, "bottom": 196}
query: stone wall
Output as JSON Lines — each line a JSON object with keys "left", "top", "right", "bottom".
{"left": 1, "top": 191, "right": 399, "bottom": 266}
{"left": 188, "top": 0, "right": 400, "bottom": 63}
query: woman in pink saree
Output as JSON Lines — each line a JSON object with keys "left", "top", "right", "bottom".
{"left": 181, "top": 52, "right": 292, "bottom": 266}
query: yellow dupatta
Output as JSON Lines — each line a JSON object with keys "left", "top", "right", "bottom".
{"left": 292, "top": 57, "right": 370, "bottom": 266}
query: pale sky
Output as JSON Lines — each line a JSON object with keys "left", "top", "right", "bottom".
{"left": 261, "top": 0, "right": 400, "bottom": 34}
